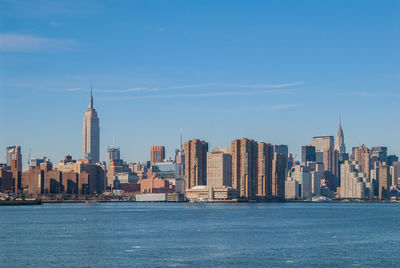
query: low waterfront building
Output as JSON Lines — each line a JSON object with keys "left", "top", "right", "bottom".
{"left": 185, "top": 185, "right": 238, "bottom": 201}
{"left": 136, "top": 193, "right": 168, "bottom": 202}
{"left": 138, "top": 176, "right": 175, "bottom": 194}
{"left": 20, "top": 157, "right": 107, "bottom": 195}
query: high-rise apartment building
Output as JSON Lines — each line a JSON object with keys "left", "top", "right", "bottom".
{"left": 6, "top": 146, "right": 22, "bottom": 172}
{"left": 272, "top": 152, "right": 286, "bottom": 200}
{"left": 82, "top": 87, "right": 100, "bottom": 163}
{"left": 150, "top": 146, "right": 165, "bottom": 165}
{"left": 340, "top": 161, "right": 373, "bottom": 199}
{"left": 184, "top": 139, "right": 208, "bottom": 190}
{"left": 231, "top": 139, "right": 258, "bottom": 200}
{"left": 302, "top": 145, "right": 316, "bottom": 163}
{"left": 206, "top": 149, "right": 232, "bottom": 187}
{"left": 257, "top": 142, "right": 273, "bottom": 199}
{"left": 353, "top": 145, "right": 371, "bottom": 178}
{"left": 379, "top": 162, "right": 390, "bottom": 199}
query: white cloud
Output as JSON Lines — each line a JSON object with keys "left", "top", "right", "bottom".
{"left": 95, "top": 87, "right": 153, "bottom": 93}
{"left": 100, "top": 88, "right": 295, "bottom": 101}
{"left": 82, "top": 81, "right": 303, "bottom": 94}
{"left": 217, "top": 81, "right": 304, "bottom": 88}
{"left": 267, "top": 104, "right": 297, "bottom": 110}
{"left": 0, "top": 33, "right": 76, "bottom": 52}
{"left": 66, "top": 88, "right": 83, "bottom": 92}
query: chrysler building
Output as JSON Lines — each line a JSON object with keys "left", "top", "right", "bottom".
{"left": 334, "top": 118, "right": 345, "bottom": 154}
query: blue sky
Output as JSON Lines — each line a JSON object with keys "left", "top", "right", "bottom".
{"left": 0, "top": 0, "right": 399, "bottom": 165}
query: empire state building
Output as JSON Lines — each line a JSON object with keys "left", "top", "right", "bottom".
{"left": 82, "top": 86, "right": 100, "bottom": 163}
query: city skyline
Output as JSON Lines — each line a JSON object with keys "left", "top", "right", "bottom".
{"left": 2, "top": 89, "right": 400, "bottom": 167}
{"left": 2, "top": 2, "right": 400, "bottom": 267}
{"left": 1, "top": 0, "right": 400, "bottom": 164}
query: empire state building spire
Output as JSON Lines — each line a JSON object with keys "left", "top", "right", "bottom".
{"left": 334, "top": 117, "right": 346, "bottom": 154}
{"left": 89, "top": 81, "right": 94, "bottom": 109}
{"left": 82, "top": 82, "right": 100, "bottom": 163}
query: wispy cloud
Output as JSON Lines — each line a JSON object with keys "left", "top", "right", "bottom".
{"left": 267, "top": 104, "right": 297, "bottom": 110}
{"left": 217, "top": 82, "right": 304, "bottom": 88}
{"left": 100, "top": 88, "right": 295, "bottom": 101}
{"left": 69, "top": 81, "right": 303, "bottom": 94}
{"left": 331, "top": 91, "right": 400, "bottom": 97}
{"left": 66, "top": 88, "right": 83, "bottom": 92}
{"left": 0, "top": 33, "right": 76, "bottom": 52}
{"left": 163, "top": 82, "right": 304, "bottom": 90}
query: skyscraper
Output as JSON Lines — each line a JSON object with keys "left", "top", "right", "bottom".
{"left": 150, "top": 146, "right": 166, "bottom": 165}
{"left": 231, "top": 138, "right": 258, "bottom": 200}
{"left": 301, "top": 145, "right": 316, "bottom": 163}
{"left": 175, "top": 130, "right": 185, "bottom": 165}
{"left": 312, "top": 136, "right": 334, "bottom": 152}
{"left": 379, "top": 162, "right": 391, "bottom": 199}
{"left": 334, "top": 119, "right": 346, "bottom": 154}
{"left": 82, "top": 86, "right": 100, "bottom": 163}
{"left": 175, "top": 130, "right": 185, "bottom": 178}
{"left": 257, "top": 142, "right": 273, "bottom": 199}
{"left": 371, "top": 146, "right": 388, "bottom": 163}
{"left": 323, "top": 147, "right": 339, "bottom": 191}
{"left": 184, "top": 139, "right": 208, "bottom": 190}
{"left": 206, "top": 149, "right": 232, "bottom": 187}
{"left": 272, "top": 152, "right": 286, "bottom": 200}
{"left": 6, "top": 146, "right": 22, "bottom": 172}
{"left": 107, "top": 147, "right": 120, "bottom": 163}
{"left": 353, "top": 145, "right": 370, "bottom": 178}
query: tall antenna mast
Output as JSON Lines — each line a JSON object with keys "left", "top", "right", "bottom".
{"left": 89, "top": 80, "right": 93, "bottom": 108}
{"left": 180, "top": 128, "right": 183, "bottom": 150}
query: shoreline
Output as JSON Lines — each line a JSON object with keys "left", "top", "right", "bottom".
{"left": 37, "top": 199, "right": 396, "bottom": 204}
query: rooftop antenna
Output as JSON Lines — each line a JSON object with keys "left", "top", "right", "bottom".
{"left": 180, "top": 128, "right": 183, "bottom": 150}
{"left": 89, "top": 80, "right": 93, "bottom": 108}
{"left": 27, "top": 148, "right": 31, "bottom": 166}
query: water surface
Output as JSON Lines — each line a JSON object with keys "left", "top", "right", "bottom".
{"left": 1, "top": 202, "right": 399, "bottom": 267}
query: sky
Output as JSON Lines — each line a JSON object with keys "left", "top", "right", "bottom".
{"left": 0, "top": 0, "right": 399, "bottom": 166}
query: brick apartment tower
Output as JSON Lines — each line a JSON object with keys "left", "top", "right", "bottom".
{"left": 257, "top": 142, "right": 273, "bottom": 199}
{"left": 150, "top": 146, "right": 166, "bottom": 166}
{"left": 82, "top": 85, "right": 100, "bottom": 163}
{"left": 231, "top": 138, "right": 258, "bottom": 200}
{"left": 272, "top": 152, "right": 286, "bottom": 200}
{"left": 184, "top": 139, "right": 208, "bottom": 190}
